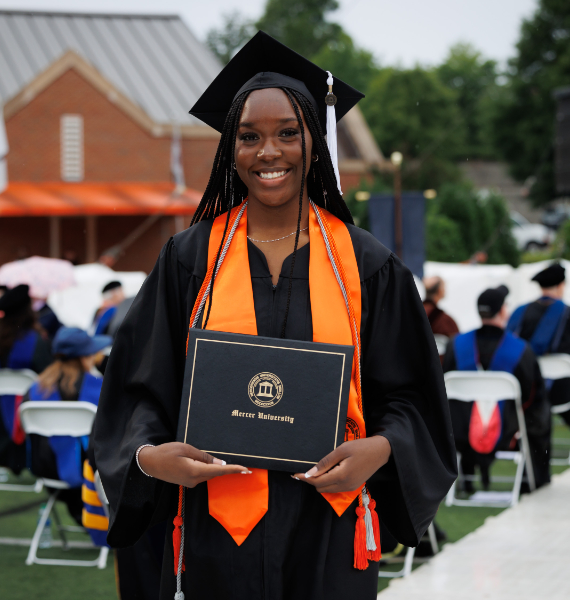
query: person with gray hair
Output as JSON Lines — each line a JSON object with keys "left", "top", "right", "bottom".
{"left": 422, "top": 276, "right": 459, "bottom": 338}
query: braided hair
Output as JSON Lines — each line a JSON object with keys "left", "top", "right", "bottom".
{"left": 192, "top": 87, "right": 354, "bottom": 334}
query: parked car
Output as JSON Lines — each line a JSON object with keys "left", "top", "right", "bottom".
{"left": 510, "top": 211, "right": 554, "bottom": 251}
{"left": 541, "top": 204, "right": 570, "bottom": 230}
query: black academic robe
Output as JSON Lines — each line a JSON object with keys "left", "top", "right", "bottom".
{"left": 517, "top": 298, "right": 570, "bottom": 425}
{"left": 92, "top": 220, "right": 457, "bottom": 600}
{"left": 443, "top": 325, "right": 551, "bottom": 489}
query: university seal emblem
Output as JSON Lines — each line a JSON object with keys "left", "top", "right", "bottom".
{"left": 248, "top": 372, "right": 283, "bottom": 408}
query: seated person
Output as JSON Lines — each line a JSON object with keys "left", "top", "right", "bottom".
{"left": 507, "top": 263, "right": 570, "bottom": 425}
{"left": 91, "top": 281, "right": 125, "bottom": 335}
{"left": 34, "top": 299, "right": 63, "bottom": 341}
{"left": 0, "top": 285, "right": 52, "bottom": 474}
{"left": 25, "top": 327, "right": 111, "bottom": 525}
{"left": 422, "top": 276, "right": 459, "bottom": 338}
{"left": 443, "top": 285, "right": 551, "bottom": 490}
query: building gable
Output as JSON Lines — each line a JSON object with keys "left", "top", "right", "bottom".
{"left": 6, "top": 64, "right": 219, "bottom": 185}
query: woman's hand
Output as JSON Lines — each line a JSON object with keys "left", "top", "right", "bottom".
{"left": 293, "top": 436, "right": 391, "bottom": 494}
{"left": 138, "top": 442, "right": 250, "bottom": 488}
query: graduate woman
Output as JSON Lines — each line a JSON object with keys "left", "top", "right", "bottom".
{"left": 93, "top": 32, "right": 456, "bottom": 600}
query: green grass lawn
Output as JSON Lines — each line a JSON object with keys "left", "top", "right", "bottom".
{"left": 0, "top": 470, "right": 116, "bottom": 600}
{"left": 1, "top": 418, "right": 569, "bottom": 599}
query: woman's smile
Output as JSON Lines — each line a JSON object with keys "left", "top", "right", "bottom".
{"left": 254, "top": 168, "right": 292, "bottom": 182}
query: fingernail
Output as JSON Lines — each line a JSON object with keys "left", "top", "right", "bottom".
{"left": 305, "top": 467, "right": 318, "bottom": 478}
{"left": 213, "top": 458, "right": 226, "bottom": 466}
{"left": 241, "top": 470, "right": 252, "bottom": 474}
{"left": 291, "top": 476, "right": 300, "bottom": 480}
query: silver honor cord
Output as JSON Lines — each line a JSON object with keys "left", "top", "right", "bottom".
{"left": 191, "top": 201, "right": 248, "bottom": 329}
{"left": 311, "top": 201, "right": 362, "bottom": 372}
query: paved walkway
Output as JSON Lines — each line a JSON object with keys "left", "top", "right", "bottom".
{"left": 378, "top": 469, "right": 570, "bottom": 600}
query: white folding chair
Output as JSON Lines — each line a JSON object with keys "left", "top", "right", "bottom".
{"left": 19, "top": 401, "right": 108, "bottom": 568}
{"left": 538, "top": 353, "right": 570, "bottom": 466}
{"left": 377, "top": 522, "right": 439, "bottom": 579}
{"left": 433, "top": 334, "right": 449, "bottom": 357}
{"left": 444, "top": 371, "right": 535, "bottom": 508}
{"left": 0, "top": 369, "right": 43, "bottom": 492}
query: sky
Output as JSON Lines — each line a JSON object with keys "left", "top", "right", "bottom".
{"left": 0, "top": 0, "right": 539, "bottom": 67}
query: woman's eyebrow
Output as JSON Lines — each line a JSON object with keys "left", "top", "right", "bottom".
{"left": 238, "top": 117, "right": 298, "bottom": 128}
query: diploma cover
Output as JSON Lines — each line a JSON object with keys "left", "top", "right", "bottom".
{"left": 177, "top": 329, "right": 354, "bottom": 472}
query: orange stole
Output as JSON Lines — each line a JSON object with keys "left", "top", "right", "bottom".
{"left": 197, "top": 203, "right": 366, "bottom": 546}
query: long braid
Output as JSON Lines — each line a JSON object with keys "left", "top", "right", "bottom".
{"left": 280, "top": 90, "right": 306, "bottom": 338}
{"left": 190, "top": 92, "right": 250, "bottom": 226}
{"left": 288, "top": 90, "right": 354, "bottom": 225}
{"left": 202, "top": 93, "right": 248, "bottom": 329}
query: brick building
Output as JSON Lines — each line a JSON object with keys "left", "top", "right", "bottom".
{"left": 0, "top": 10, "right": 386, "bottom": 272}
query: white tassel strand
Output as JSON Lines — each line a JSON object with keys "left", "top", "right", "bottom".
{"left": 362, "top": 488, "right": 377, "bottom": 552}
{"left": 325, "top": 71, "right": 342, "bottom": 195}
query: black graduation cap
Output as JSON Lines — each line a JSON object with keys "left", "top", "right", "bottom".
{"left": 0, "top": 284, "right": 31, "bottom": 316}
{"left": 189, "top": 31, "right": 365, "bottom": 135}
{"left": 532, "top": 263, "right": 565, "bottom": 288}
{"left": 477, "top": 285, "right": 509, "bottom": 318}
{"left": 102, "top": 280, "right": 122, "bottom": 294}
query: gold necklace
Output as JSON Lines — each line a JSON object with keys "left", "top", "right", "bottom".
{"left": 247, "top": 227, "right": 308, "bottom": 243}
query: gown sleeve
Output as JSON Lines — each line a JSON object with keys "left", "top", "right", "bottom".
{"left": 92, "top": 226, "right": 209, "bottom": 547}
{"left": 361, "top": 254, "right": 457, "bottom": 547}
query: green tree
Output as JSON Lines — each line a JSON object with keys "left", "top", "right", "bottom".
{"left": 311, "top": 32, "right": 379, "bottom": 96}
{"left": 426, "top": 183, "right": 520, "bottom": 265}
{"left": 255, "top": 0, "right": 342, "bottom": 59}
{"left": 363, "top": 67, "right": 465, "bottom": 190}
{"left": 492, "top": 0, "right": 570, "bottom": 206}
{"left": 206, "top": 12, "right": 256, "bottom": 64}
{"left": 364, "top": 68, "right": 464, "bottom": 160}
{"left": 436, "top": 43, "right": 502, "bottom": 159}
{"left": 426, "top": 213, "right": 466, "bottom": 262}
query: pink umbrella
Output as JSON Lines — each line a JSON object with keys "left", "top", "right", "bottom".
{"left": 0, "top": 256, "right": 75, "bottom": 299}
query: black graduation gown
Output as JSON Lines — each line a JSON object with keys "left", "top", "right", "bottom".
{"left": 92, "top": 220, "right": 456, "bottom": 600}
{"left": 516, "top": 298, "right": 570, "bottom": 425}
{"left": 443, "top": 325, "right": 551, "bottom": 488}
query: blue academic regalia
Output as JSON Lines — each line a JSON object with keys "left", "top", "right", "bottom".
{"left": 28, "top": 373, "right": 102, "bottom": 487}
{"left": 507, "top": 298, "right": 569, "bottom": 356}
{"left": 453, "top": 329, "right": 526, "bottom": 453}
{"left": 93, "top": 306, "right": 117, "bottom": 336}
{"left": 0, "top": 330, "right": 41, "bottom": 444}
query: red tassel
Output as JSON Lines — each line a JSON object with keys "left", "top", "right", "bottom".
{"left": 172, "top": 515, "right": 185, "bottom": 575}
{"left": 173, "top": 486, "right": 185, "bottom": 575}
{"left": 12, "top": 396, "right": 26, "bottom": 445}
{"left": 366, "top": 498, "right": 382, "bottom": 561}
{"left": 354, "top": 505, "right": 369, "bottom": 570}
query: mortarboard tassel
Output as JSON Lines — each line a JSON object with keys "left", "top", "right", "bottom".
{"left": 325, "top": 71, "right": 343, "bottom": 195}
{"left": 364, "top": 489, "right": 382, "bottom": 561}
{"left": 362, "top": 488, "right": 376, "bottom": 554}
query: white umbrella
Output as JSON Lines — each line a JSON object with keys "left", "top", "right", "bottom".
{"left": 0, "top": 256, "right": 75, "bottom": 299}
